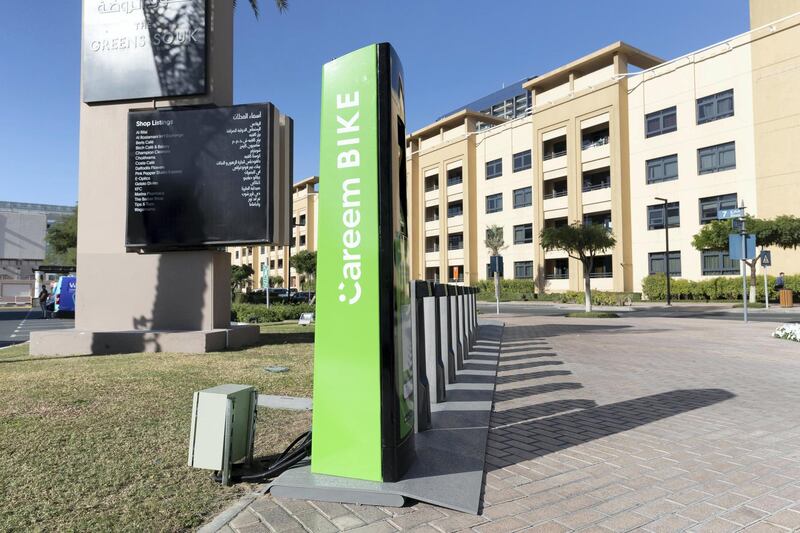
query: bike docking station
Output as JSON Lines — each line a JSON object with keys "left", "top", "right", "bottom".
{"left": 269, "top": 43, "right": 504, "bottom": 515}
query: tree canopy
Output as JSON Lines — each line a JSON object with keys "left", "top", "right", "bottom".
{"left": 231, "top": 264, "right": 254, "bottom": 294}
{"left": 45, "top": 208, "right": 78, "bottom": 266}
{"left": 290, "top": 250, "right": 317, "bottom": 277}
{"left": 693, "top": 215, "right": 800, "bottom": 251}
{"left": 234, "top": 0, "right": 288, "bottom": 18}
{"left": 539, "top": 222, "right": 616, "bottom": 313}
{"left": 484, "top": 225, "right": 505, "bottom": 256}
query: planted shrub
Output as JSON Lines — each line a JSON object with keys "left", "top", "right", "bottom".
{"left": 231, "top": 303, "right": 315, "bottom": 324}
{"left": 641, "top": 273, "right": 799, "bottom": 301}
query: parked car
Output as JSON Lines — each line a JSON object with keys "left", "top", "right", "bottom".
{"left": 53, "top": 276, "right": 77, "bottom": 318}
{"left": 268, "top": 288, "right": 291, "bottom": 303}
{"left": 290, "top": 291, "right": 315, "bottom": 303}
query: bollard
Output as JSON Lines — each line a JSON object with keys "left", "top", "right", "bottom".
{"left": 456, "top": 285, "right": 468, "bottom": 358}
{"left": 449, "top": 285, "right": 464, "bottom": 370}
{"left": 435, "top": 283, "right": 457, "bottom": 384}
{"left": 422, "top": 282, "right": 446, "bottom": 404}
{"left": 410, "top": 281, "right": 432, "bottom": 432}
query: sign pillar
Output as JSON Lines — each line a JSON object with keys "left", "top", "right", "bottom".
{"left": 31, "top": 1, "right": 235, "bottom": 355}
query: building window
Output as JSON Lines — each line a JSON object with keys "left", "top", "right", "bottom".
{"left": 647, "top": 202, "right": 680, "bottom": 230}
{"left": 701, "top": 250, "right": 739, "bottom": 275}
{"left": 514, "top": 261, "right": 534, "bottom": 279}
{"left": 645, "top": 106, "right": 677, "bottom": 137}
{"left": 697, "top": 89, "right": 734, "bottom": 124}
{"left": 698, "top": 142, "right": 736, "bottom": 174}
{"left": 270, "top": 260, "right": 275, "bottom": 268}
{"left": 545, "top": 258, "right": 569, "bottom": 279}
{"left": 513, "top": 223, "right": 533, "bottom": 244}
{"left": 699, "top": 193, "right": 737, "bottom": 224}
{"left": 486, "top": 158, "right": 502, "bottom": 179}
{"left": 447, "top": 167, "right": 463, "bottom": 186}
{"left": 514, "top": 93, "right": 530, "bottom": 117}
{"left": 448, "top": 265, "right": 464, "bottom": 283}
{"left": 260, "top": 246, "right": 265, "bottom": 254}
{"left": 542, "top": 136, "right": 567, "bottom": 160}
{"left": 425, "top": 267, "right": 440, "bottom": 282}
{"left": 299, "top": 235, "right": 306, "bottom": 246}
{"left": 299, "top": 214, "right": 306, "bottom": 226}
{"left": 425, "top": 205, "right": 439, "bottom": 222}
{"left": 512, "top": 150, "right": 531, "bottom": 172}
{"left": 485, "top": 193, "right": 503, "bottom": 214}
{"left": 277, "top": 259, "right": 283, "bottom": 268}
{"left": 646, "top": 154, "right": 679, "bottom": 184}
{"left": 589, "top": 255, "right": 613, "bottom": 278}
{"left": 447, "top": 200, "right": 463, "bottom": 218}
{"left": 425, "top": 236, "right": 439, "bottom": 253}
{"left": 584, "top": 211, "right": 612, "bottom": 229}
{"left": 582, "top": 124, "right": 610, "bottom": 150}
{"left": 424, "top": 173, "right": 439, "bottom": 192}
{"left": 235, "top": 250, "right": 239, "bottom": 259}
{"left": 543, "top": 178, "right": 567, "bottom": 199}
{"left": 448, "top": 232, "right": 463, "bottom": 250}
{"left": 513, "top": 186, "right": 532, "bottom": 208}
{"left": 582, "top": 168, "right": 611, "bottom": 192}
{"left": 649, "top": 251, "right": 682, "bottom": 277}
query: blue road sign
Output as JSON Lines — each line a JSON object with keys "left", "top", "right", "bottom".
{"left": 729, "top": 233, "right": 756, "bottom": 260}
{"left": 718, "top": 208, "right": 744, "bottom": 219}
{"left": 761, "top": 250, "right": 772, "bottom": 266}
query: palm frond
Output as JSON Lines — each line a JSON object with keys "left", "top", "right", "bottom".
{"left": 232, "top": 0, "right": 288, "bottom": 19}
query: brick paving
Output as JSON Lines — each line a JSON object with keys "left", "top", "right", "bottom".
{"left": 211, "top": 314, "right": 800, "bottom": 532}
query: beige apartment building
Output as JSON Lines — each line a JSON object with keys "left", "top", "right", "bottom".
{"left": 406, "top": 0, "right": 800, "bottom": 294}
{"left": 229, "top": 176, "right": 318, "bottom": 290}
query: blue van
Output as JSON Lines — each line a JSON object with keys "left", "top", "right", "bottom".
{"left": 53, "top": 276, "right": 77, "bottom": 318}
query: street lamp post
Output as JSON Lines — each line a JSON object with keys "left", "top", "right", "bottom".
{"left": 655, "top": 197, "right": 671, "bottom": 306}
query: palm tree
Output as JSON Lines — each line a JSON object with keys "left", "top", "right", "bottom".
{"left": 484, "top": 225, "right": 505, "bottom": 256}
{"left": 234, "top": 0, "right": 288, "bottom": 18}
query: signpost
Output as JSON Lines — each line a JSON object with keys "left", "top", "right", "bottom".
{"left": 724, "top": 203, "right": 754, "bottom": 323}
{"left": 718, "top": 208, "right": 745, "bottom": 219}
{"left": 761, "top": 250, "right": 772, "bottom": 309}
{"left": 489, "top": 255, "right": 503, "bottom": 314}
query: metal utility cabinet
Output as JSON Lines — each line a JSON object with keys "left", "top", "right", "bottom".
{"left": 188, "top": 384, "right": 257, "bottom": 485}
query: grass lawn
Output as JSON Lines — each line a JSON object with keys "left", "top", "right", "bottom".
{"left": 0, "top": 322, "right": 314, "bottom": 532}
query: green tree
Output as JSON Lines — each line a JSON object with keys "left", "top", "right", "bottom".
{"left": 540, "top": 223, "right": 616, "bottom": 313}
{"left": 231, "top": 264, "right": 254, "bottom": 295}
{"left": 484, "top": 225, "right": 505, "bottom": 256}
{"left": 234, "top": 0, "right": 288, "bottom": 18}
{"left": 290, "top": 250, "right": 317, "bottom": 289}
{"left": 268, "top": 275, "right": 284, "bottom": 288}
{"left": 45, "top": 208, "right": 78, "bottom": 266}
{"left": 692, "top": 215, "right": 800, "bottom": 302}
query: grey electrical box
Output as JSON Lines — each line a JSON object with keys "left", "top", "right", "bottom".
{"left": 188, "top": 384, "right": 257, "bottom": 485}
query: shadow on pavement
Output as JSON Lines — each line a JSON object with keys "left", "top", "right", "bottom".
{"left": 486, "top": 388, "right": 735, "bottom": 470}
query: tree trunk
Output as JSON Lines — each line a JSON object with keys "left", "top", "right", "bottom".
{"left": 584, "top": 273, "right": 592, "bottom": 313}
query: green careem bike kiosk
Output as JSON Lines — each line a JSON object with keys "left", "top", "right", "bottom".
{"left": 311, "top": 43, "right": 415, "bottom": 482}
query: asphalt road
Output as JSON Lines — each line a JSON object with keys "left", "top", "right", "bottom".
{"left": 0, "top": 309, "right": 74, "bottom": 348}
{"left": 477, "top": 301, "right": 800, "bottom": 324}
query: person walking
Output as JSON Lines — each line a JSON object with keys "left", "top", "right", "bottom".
{"left": 38, "top": 285, "right": 49, "bottom": 319}
{"left": 775, "top": 272, "right": 785, "bottom": 290}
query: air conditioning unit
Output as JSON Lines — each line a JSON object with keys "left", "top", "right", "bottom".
{"left": 188, "top": 384, "right": 257, "bottom": 485}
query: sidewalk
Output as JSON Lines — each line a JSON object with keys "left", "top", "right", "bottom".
{"left": 207, "top": 313, "right": 800, "bottom": 532}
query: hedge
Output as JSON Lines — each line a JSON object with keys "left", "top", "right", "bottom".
{"left": 231, "top": 302, "right": 315, "bottom": 323}
{"left": 474, "top": 279, "right": 537, "bottom": 302}
{"left": 559, "top": 291, "right": 641, "bottom": 306}
{"left": 641, "top": 273, "right": 800, "bottom": 301}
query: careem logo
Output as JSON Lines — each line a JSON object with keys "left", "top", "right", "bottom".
{"left": 335, "top": 91, "right": 362, "bottom": 305}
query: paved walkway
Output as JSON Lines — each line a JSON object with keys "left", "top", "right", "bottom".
{"left": 212, "top": 314, "right": 800, "bottom": 532}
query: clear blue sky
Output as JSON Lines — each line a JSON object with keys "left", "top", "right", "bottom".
{"left": 0, "top": 0, "right": 749, "bottom": 206}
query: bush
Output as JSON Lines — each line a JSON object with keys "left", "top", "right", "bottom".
{"left": 641, "top": 273, "right": 800, "bottom": 301}
{"left": 474, "top": 279, "right": 536, "bottom": 302}
{"left": 231, "top": 302, "right": 315, "bottom": 323}
{"left": 559, "top": 290, "right": 639, "bottom": 306}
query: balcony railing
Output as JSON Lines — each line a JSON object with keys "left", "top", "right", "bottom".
{"left": 447, "top": 177, "right": 463, "bottom": 187}
{"left": 424, "top": 184, "right": 439, "bottom": 192}
{"left": 425, "top": 246, "right": 439, "bottom": 253}
{"left": 448, "top": 276, "right": 465, "bottom": 283}
{"left": 543, "top": 189, "right": 568, "bottom": 200}
{"left": 545, "top": 273, "right": 569, "bottom": 280}
{"left": 589, "top": 271, "right": 613, "bottom": 278}
{"left": 582, "top": 181, "right": 611, "bottom": 192}
{"left": 542, "top": 149, "right": 567, "bottom": 161}
{"left": 425, "top": 215, "right": 439, "bottom": 222}
{"left": 582, "top": 136, "right": 609, "bottom": 150}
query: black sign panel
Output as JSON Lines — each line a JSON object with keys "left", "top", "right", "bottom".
{"left": 83, "top": 0, "right": 206, "bottom": 103}
{"left": 126, "top": 104, "right": 275, "bottom": 251}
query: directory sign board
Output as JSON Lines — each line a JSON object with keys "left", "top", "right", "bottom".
{"left": 83, "top": 0, "right": 207, "bottom": 103}
{"left": 125, "top": 103, "right": 292, "bottom": 251}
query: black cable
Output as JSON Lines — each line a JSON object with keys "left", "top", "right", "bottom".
{"left": 211, "top": 430, "right": 312, "bottom": 484}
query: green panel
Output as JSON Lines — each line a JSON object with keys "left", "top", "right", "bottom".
{"left": 311, "top": 44, "right": 383, "bottom": 481}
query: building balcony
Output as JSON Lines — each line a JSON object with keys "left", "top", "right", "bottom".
{"left": 424, "top": 188, "right": 439, "bottom": 202}
{"left": 425, "top": 219, "right": 440, "bottom": 233}
{"left": 580, "top": 141, "right": 610, "bottom": 163}
{"left": 542, "top": 153, "right": 567, "bottom": 173}
{"left": 543, "top": 193, "right": 568, "bottom": 211}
